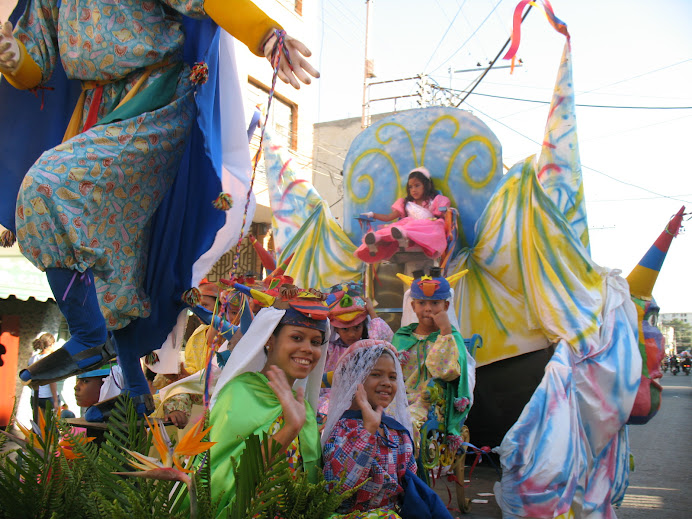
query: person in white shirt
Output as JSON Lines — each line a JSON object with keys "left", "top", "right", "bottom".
{"left": 28, "top": 333, "right": 59, "bottom": 421}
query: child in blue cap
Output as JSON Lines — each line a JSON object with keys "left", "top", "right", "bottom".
{"left": 391, "top": 268, "right": 472, "bottom": 447}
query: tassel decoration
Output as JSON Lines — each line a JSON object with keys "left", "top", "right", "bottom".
{"left": 454, "top": 397, "right": 470, "bottom": 413}
{"left": 0, "top": 229, "right": 16, "bottom": 247}
{"left": 213, "top": 192, "right": 233, "bottom": 211}
{"left": 189, "top": 62, "right": 209, "bottom": 85}
{"left": 181, "top": 287, "right": 201, "bottom": 307}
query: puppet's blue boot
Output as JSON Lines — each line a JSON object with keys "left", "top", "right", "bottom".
{"left": 19, "top": 268, "right": 114, "bottom": 388}
{"left": 84, "top": 326, "right": 155, "bottom": 421}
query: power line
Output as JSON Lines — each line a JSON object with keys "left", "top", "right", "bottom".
{"left": 580, "top": 112, "right": 692, "bottom": 144}
{"left": 474, "top": 58, "right": 692, "bottom": 122}
{"left": 455, "top": 4, "right": 532, "bottom": 108}
{"left": 326, "top": 0, "right": 365, "bottom": 34}
{"left": 464, "top": 101, "right": 692, "bottom": 206}
{"left": 430, "top": 0, "right": 507, "bottom": 75}
{"left": 579, "top": 58, "right": 692, "bottom": 99}
{"left": 440, "top": 86, "right": 692, "bottom": 110}
{"left": 589, "top": 194, "right": 692, "bottom": 203}
{"left": 466, "top": 78, "right": 692, "bottom": 101}
{"left": 422, "top": 0, "right": 469, "bottom": 74}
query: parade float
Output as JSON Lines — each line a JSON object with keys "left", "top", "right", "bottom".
{"left": 0, "top": 1, "right": 686, "bottom": 518}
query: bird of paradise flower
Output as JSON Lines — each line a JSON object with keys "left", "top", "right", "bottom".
{"left": 114, "top": 415, "right": 216, "bottom": 518}
{"left": 2, "top": 408, "right": 95, "bottom": 460}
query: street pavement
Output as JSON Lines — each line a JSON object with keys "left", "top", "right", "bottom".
{"left": 618, "top": 371, "right": 692, "bottom": 519}
{"left": 435, "top": 371, "right": 691, "bottom": 518}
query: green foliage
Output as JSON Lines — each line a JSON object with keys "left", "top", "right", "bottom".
{"left": 0, "top": 397, "right": 211, "bottom": 519}
{"left": 230, "top": 434, "right": 368, "bottom": 519}
{"left": 1, "top": 402, "right": 362, "bottom": 519}
{"left": 662, "top": 318, "right": 692, "bottom": 350}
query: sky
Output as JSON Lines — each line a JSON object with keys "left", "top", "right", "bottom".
{"left": 313, "top": 0, "right": 692, "bottom": 314}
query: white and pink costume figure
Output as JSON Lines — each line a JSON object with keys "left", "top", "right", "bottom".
{"left": 354, "top": 167, "right": 451, "bottom": 263}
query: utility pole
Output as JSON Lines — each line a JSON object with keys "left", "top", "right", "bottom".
{"left": 361, "top": 0, "right": 373, "bottom": 129}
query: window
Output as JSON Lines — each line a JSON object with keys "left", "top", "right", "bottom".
{"left": 247, "top": 80, "right": 297, "bottom": 151}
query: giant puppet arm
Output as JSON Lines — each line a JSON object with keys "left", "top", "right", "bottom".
{"left": 0, "top": 0, "right": 318, "bottom": 91}
{"left": 0, "top": 21, "right": 40, "bottom": 90}
{"left": 205, "top": 0, "right": 319, "bottom": 88}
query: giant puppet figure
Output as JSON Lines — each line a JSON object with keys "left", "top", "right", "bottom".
{"left": 0, "top": 0, "right": 318, "bottom": 418}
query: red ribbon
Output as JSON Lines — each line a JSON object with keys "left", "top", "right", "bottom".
{"left": 82, "top": 84, "right": 104, "bottom": 132}
{"left": 504, "top": 0, "right": 570, "bottom": 62}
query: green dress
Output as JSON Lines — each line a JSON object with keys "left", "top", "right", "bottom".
{"left": 209, "top": 372, "right": 321, "bottom": 516}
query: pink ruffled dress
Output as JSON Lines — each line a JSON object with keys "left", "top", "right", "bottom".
{"left": 355, "top": 195, "right": 450, "bottom": 263}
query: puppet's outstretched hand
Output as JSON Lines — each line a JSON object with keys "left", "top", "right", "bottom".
{"left": 263, "top": 31, "right": 319, "bottom": 89}
{"left": 0, "top": 22, "right": 20, "bottom": 73}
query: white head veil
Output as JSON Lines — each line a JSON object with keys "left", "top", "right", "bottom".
{"left": 209, "top": 306, "right": 330, "bottom": 412}
{"left": 321, "top": 339, "right": 413, "bottom": 446}
{"left": 98, "top": 365, "right": 124, "bottom": 402}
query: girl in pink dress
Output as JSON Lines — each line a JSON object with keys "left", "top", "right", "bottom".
{"left": 355, "top": 167, "right": 451, "bottom": 263}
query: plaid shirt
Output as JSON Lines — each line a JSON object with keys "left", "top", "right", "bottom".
{"left": 323, "top": 416, "right": 416, "bottom": 513}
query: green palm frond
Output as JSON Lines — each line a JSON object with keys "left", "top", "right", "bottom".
{"left": 229, "top": 433, "right": 370, "bottom": 519}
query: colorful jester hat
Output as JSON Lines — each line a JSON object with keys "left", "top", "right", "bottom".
{"left": 397, "top": 267, "right": 469, "bottom": 300}
{"left": 198, "top": 278, "right": 220, "bottom": 298}
{"left": 626, "top": 206, "right": 685, "bottom": 300}
{"left": 232, "top": 280, "right": 330, "bottom": 333}
{"left": 625, "top": 206, "right": 685, "bottom": 425}
{"left": 326, "top": 282, "right": 367, "bottom": 328}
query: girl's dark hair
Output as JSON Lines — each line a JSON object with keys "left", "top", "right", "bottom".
{"left": 404, "top": 170, "right": 438, "bottom": 205}
{"left": 272, "top": 323, "right": 285, "bottom": 338}
{"left": 362, "top": 319, "right": 369, "bottom": 340}
{"left": 144, "top": 367, "right": 157, "bottom": 382}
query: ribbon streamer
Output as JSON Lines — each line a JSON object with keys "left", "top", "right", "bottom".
{"left": 504, "top": 0, "right": 570, "bottom": 62}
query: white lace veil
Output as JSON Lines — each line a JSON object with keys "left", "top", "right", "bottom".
{"left": 321, "top": 339, "right": 413, "bottom": 446}
{"left": 209, "top": 306, "right": 330, "bottom": 412}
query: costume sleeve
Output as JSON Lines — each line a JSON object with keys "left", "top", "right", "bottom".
{"left": 430, "top": 195, "right": 451, "bottom": 217}
{"left": 204, "top": 0, "right": 282, "bottom": 56}
{"left": 391, "top": 198, "right": 406, "bottom": 217}
{"left": 3, "top": 0, "right": 60, "bottom": 89}
{"left": 184, "top": 325, "right": 209, "bottom": 375}
{"left": 323, "top": 418, "right": 376, "bottom": 492}
{"left": 368, "top": 317, "right": 394, "bottom": 342}
{"left": 425, "top": 334, "right": 461, "bottom": 381}
{"left": 163, "top": 393, "right": 192, "bottom": 417}
{"left": 399, "top": 430, "right": 417, "bottom": 476}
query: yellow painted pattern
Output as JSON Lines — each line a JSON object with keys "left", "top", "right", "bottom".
{"left": 453, "top": 157, "right": 604, "bottom": 366}
{"left": 280, "top": 202, "right": 362, "bottom": 291}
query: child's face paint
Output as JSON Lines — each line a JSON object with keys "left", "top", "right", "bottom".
{"left": 363, "top": 353, "right": 397, "bottom": 409}
{"left": 407, "top": 178, "right": 426, "bottom": 200}
{"left": 336, "top": 322, "right": 365, "bottom": 346}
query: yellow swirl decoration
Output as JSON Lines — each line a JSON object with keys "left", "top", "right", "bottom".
{"left": 421, "top": 115, "right": 460, "bottom": 166}
{"left": 346, "top": 149, "right": 399, "bottom": 204}
{"left": 446, "top": 136, "right": 497, "bottom": 190}
{"left": 375, "top": 123, "right": 418, "bottom": 167}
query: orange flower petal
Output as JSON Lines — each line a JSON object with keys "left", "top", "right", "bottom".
{"left": 174, "top": 419, "right": 215, "bottom": 457}
{"left": 144, "top": 415, "right": 172, "bottom": 467}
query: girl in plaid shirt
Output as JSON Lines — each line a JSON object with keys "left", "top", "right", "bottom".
{"left": 322, "top": 340, "right": 416, "bottom": 518}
